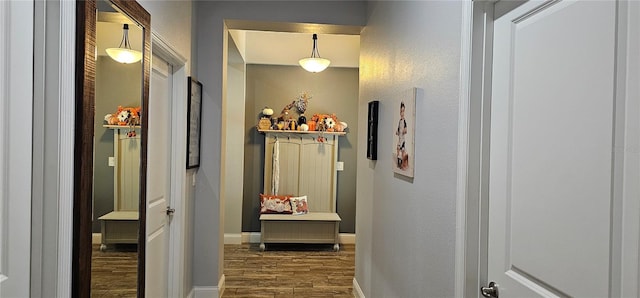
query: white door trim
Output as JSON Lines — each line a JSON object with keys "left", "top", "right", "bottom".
{"left": 455, "top": 1, "right": 493, "bottom": 297}
{"left": 151, "top": 31, "right": 188, "bottom": 298}
{"left": 57, "top": 0, "right": 76, "bottom": 296}
{"left": 456, "top": 1, "right": 527, "bottom": 297}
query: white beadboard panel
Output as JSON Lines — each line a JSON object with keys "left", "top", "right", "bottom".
{"left": 263, "top": 133, "right": 339, "bottom": 213}
{"left": 116, "top": 131, "right": 141, "bottom": 211}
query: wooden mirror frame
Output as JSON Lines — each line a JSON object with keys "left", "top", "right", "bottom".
{"left": 74, "top": 0, "right": 150, "bottom": 296}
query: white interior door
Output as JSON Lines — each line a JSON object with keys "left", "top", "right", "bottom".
{"left": 487, "top": 1, "right": 638, "bottom": 297}
{"left": 0, "top": 1, "right": 33, "bottom": 297}
{"left": 146, "top": 54, "right": 173, "bottom": 297}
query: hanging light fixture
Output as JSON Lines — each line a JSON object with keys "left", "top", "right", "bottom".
{"left": 299, "top": 34, "right": 331, "bottom": 73}
{"left": 106, "top": 24, "right": 142, "bottom": 64}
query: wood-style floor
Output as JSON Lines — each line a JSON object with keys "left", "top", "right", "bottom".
{"left": 223, "top": 243, "right": 355, "bottom": 298}
{"left": 91, "top": 244, "right": 138, "bottom": 297}
{"left": 89, "top": 243, "right": 354, "bottom": 298}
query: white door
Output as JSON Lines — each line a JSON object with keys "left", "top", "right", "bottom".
{"left": 0, "top": 1, "right": 33, "bottom": 297}
{"left": 145, "top": 54, "right": 173, "bottom": 297}
{"left": 487, "top": 1, "right": 639, "bottom": 297}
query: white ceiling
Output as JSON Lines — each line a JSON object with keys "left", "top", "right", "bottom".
{"left": 96, "top": 12, "right": 143, "bottom": 57}
{"left": 229, "top": 30, "right": 360, "bottom": 68}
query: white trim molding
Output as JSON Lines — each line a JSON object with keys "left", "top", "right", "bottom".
{"left": 454, "top": 1, "right": 474, "bottom": 297}
{"left": 92, "top": 233, "right": 102, "bottom": 245}
{"left": 192, "top": 274, "right": 225, "bottom": 298}
{"left": 339, "top": 233, "right": 356, "bottom": 244}
{"left": 353, "top": 277, "right": 365, "bottom": 298}
{"left": 58, "top": 1, "right": 76, "bottom": 296}
{"left": 224, "top": 233, "right": 242, "bottom": 244}
{"left": 152, "top": 31, "right": 189, "bottom": 298}
{"left": 192, "top": 286, "right": 218, "bottom": 298}
{"left": 241, "top": 232, "right": 261, "bottom": 244}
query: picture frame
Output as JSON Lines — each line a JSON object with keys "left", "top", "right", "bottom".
{"left": 392, "top": 88, "right": 417, "bottom": 178}
{"left": 186, "top": 77, "right": 203, "bottom": 169}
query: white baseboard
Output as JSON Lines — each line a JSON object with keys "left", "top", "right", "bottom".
{"left": 92, "top": 233, "right": 101, "bottom": 244}
{"left": 224, "top": 233, "right": 242, "bottom": 244}
{"left": 187, "top": 288, "right": 194, "bottom": 298}
{"left": 241, "top": 232, "right": 261, "bottom": 243}
{"left": 353, "top": 277, "right": 365, "bottom": 298}
{"left": 240, "top": 232, "right": 356, "bottom": 244}
{"left": 339, "top": 233, "right": 355, "bottom": 244}
{"left": 192, "top": 286, "right": 218, "bottom": 298}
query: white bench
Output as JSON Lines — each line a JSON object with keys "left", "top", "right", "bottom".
{"left": 260, "top": 212, "right": 341, "bottom": 251}
{"left": 98, "top": 211, "right": 139, "bottom": 251}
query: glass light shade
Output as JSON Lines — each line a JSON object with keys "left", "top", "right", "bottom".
{"left": 105, "top": 48, "right": 142, "bottom": 64}
{"left": 298, "top": 57, "right": 331, "bottom": 73}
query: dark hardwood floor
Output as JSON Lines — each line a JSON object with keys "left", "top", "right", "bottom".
{"left": 89, "top": 243, "right": 355, "bottom": 297}
{"left": 91, "top": 244, "right": 138, "bottom": 297}
{"left": 223, "top": 243, "right": 355, "bottom": 298}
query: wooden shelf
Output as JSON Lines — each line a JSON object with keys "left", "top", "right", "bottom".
{"left": 257, "top": 129, "right": 345, "bottom": 136}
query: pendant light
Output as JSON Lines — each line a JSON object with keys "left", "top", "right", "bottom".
{"left": 299, "top": 34, "right": 331, "bottom": 73}
{"left": 106, "top": 24, "right": 142, "bottom": 64}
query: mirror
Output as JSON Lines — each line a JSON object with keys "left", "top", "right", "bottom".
{"left": 74, "top": 0, "right": 150, "bottom": 296}
{"left": 92, "top": 3, "right": 143, "bottom": 296}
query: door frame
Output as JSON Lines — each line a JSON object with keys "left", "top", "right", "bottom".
{"left": 454, "top": 1, "right": 494, "bottom": 297}
{"left": 150, "top": 31, "right": 189, "bottom": 298}
{"left": 456, "top": 1, "right": 640, "bottom": 297}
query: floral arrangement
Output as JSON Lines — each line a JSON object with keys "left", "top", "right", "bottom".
{"left": 308, "top": 113, "right": 344, "bottom": 132}
{"left": 104, "top": 106, "right": 141, "bottom": 126}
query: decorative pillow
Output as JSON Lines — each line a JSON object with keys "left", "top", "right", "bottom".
{"left": 260, "top": 194, "right": 293, "bottom": 214}
{"left": 290, "top": 196, "right": 308, "bottom": 215}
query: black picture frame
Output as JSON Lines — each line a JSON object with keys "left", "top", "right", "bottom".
{"left": 186, "top": 77, "right": 203, "bottom": 169}
{"left": 367, "top": 100, "right": 379, "bottom": 160}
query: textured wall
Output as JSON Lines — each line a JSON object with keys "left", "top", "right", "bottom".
{"left": 356, "top": 1, "right": 464, "bottom": 297}
{"left": 195, "top": 0, "right": 366, "bottom": 287}
{"left": 243, "top": 65, "right": 359, "bottom": 233}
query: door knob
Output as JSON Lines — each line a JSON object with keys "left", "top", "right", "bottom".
{"left": 166, "top": 206, "right": 175, "bottom": 215}
{"left": 481, "top": 281, "right": 499, "bottom": 298}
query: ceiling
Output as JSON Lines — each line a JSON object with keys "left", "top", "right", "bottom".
{"left": 97, "top": 12, "right": 143, "bottom": 57}
{"left": 229, "top": 30, "right": 360, "bottom": 68}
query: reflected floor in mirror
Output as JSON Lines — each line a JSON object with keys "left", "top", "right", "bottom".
{"left": 223, "top": 243, "right": 355, "bottom": 298}
{"left": 91, "top": 244, "right": 137, "bottom": 297}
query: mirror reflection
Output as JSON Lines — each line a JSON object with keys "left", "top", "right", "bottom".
{"left": 92, "top": 1, "right": 143, "bottom": 296}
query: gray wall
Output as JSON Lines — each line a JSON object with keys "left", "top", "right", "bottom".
{"left": 243, "top": 65, "right": 358, "bottom": 233}
{"left": 195, "top": 0, "right": 366, "bottom": 288}
{"left": 92, "top": 56, "right": 142, "bottom": 232}
{"left": 356, "top": 1, "right": 463, "bottom": 297}
{"left": 224, "top": 33, "right": 246, "bottom": 236}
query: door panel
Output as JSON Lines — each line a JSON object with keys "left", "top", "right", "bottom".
{"left": 146, "top": 54, "right": 172, "bottom": 297}
{"left": 489, "top": 1, "right": 616, "bottom": 297}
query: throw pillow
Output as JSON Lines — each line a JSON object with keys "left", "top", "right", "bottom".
{"left": 260, "top": 194, "right": 293, "bottom": 214}
{"left": 290, "top": 196, "right": 308, "bottom": 215}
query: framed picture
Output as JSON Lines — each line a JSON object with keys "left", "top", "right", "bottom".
{"left": 392, "top": 88, "right": 417, "bottom": 178}
{"left": 186, "top": 77, "right": 203, "bottom": 169}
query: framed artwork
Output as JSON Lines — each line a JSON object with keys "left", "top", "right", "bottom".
{"left": 186, "top": 77, "right": 203, "bottom": 169}
{"left": 392, "top": 88, "right": 416, "bottom": 178}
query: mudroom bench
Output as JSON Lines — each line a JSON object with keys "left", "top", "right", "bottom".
{"left": 260, "top": 212, "right": 341, "bottom": 251}
{"left": 259, "top": 130, "right": 345, "bottom": 251}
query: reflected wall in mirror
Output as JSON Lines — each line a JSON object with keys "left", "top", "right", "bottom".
{"left": 74, "top": 0, "right": 150, "bottom": 297}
